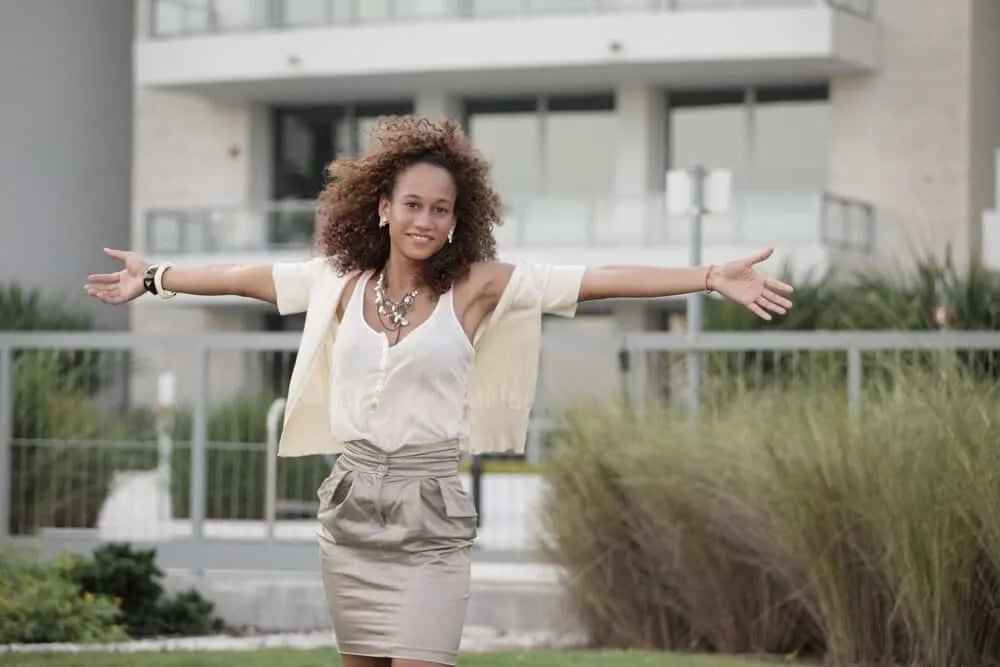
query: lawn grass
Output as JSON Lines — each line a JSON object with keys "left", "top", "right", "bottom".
{"left": 0, "top": 649, "right": 794, "bottom": 667}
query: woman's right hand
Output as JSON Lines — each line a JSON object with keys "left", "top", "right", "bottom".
{"left": 85, "top": 248, "right": 150, "bottom": 306}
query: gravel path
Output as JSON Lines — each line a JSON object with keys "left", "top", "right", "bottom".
{"left": 0, "top": 627, "right": 588, "bottom": 655}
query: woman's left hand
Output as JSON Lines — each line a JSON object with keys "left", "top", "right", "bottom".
{"left": 708, "top": 248, "right": 794, "bottom": 321}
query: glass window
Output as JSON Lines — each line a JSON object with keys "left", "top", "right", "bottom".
{"left": 670, "top": 95, "right": 750, "bottom": 184}
{"left": 466, "top": 95, "right": 615, "bottom": 246}
{"left": 279, "top": 0, "right": 329, "bottom": 25}
{"left": 467, "top": 0, "right": 522, "bottom": 16}
{"left": 272, "top": 102, "right": 413, "bottom": 201}
{"left": 468, "top": 112, "right": 542, "bottom": 199}
{"left": 273, "top": 109, "right": 343, "bottom": 201}
{"left": 152, "top": 0, "right": 210, "bottom": 35}
{"left": 211, "top": 0, "right": 268, "bottom": 30}
{"left": 545, "top": 109, "right": 616, "bottom": 197}
{"left": 356, "top": 0, "right": 392, "bottom": 21}
{"left": 466, "top": 95, "right": 615, "bottom": 199}
{"left": 668, "top": 87, "right": 829, "bottom": 190}
{"left": 752, "top": 100, "right": 829, "bottom": 189}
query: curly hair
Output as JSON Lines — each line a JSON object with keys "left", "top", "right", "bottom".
{"left": 315, "top": 115, "right": 504, "bottom": 295}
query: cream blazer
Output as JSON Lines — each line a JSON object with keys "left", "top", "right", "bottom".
{"left": 271, "top": 257, "right": 587, "bottom": 457}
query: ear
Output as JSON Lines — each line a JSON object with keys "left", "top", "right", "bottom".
{"left": 377, "top": 197, "right": 390, "bottom": 221}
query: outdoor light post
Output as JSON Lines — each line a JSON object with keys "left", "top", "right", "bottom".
{"left": 666, "top": 164, "right": 732, "bottom": 425}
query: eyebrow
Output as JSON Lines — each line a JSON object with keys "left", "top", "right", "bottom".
{"left": 402, "top": 193, "right": 452, "bottom": 205}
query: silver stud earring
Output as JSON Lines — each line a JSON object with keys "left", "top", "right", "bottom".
{"left": 447, "top": 228, "right": 454, "bottom": 243}
{"left": 379, "top": 217, "right": 388, "bottom": 228}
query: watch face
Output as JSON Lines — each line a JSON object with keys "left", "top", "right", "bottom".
{"left": 144, "top": 265, "right": 157, "bottom": 294}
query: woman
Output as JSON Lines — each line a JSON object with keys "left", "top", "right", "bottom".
{"left": 86, "top": 116, "right": 792, "bottom": 667}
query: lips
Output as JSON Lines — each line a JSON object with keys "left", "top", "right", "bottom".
{"left": 407, "top": 233, "right": 434, "bottom": 243}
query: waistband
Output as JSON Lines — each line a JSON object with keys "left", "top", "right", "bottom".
{"left": 338, "top": 439, "right": 461, "bottom": 478}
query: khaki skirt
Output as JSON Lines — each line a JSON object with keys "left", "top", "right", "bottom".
{"left": 316, "top": 439, "right": 478, "bottom": 665}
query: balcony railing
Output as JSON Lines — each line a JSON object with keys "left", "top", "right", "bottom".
{"left": 148, "top": 0, "right": 874, "bottom": 39}
{"left": 144, "top": 190, "right": 876, "bottom": 256}
{"left": 145, "top": 200, "right": 318, "bottom": 255}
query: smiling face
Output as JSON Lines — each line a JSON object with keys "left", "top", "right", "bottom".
{"left": 378, "top": 161, "right": 458, "bottom": 263}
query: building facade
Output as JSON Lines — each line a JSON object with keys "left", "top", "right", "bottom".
{"left": 125, "top": 0, "right": 1000, "bottom": 404}
{"left": 0, "top": 0, "right": 134, "bottom": 331}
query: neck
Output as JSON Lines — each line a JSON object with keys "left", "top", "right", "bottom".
{"left": 382, "top": 252, "right": 423, "bottom": 296}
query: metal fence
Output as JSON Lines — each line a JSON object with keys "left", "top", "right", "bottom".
{"left": 147, "top": 0, "right": 875, "bottom": 40}
{"left": 1, "top": 329, "right": 995, "bottom": 570}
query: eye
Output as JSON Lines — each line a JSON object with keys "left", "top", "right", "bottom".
{"left": 405, "top": 202, "right": 419, "bottom": 209}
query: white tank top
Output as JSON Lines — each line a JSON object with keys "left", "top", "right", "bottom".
{"left": 328, "top": 270, "right": 475, "bottom": 452}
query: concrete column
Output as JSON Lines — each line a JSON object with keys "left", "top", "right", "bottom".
{"left": 415, "top": 92, "right": 463, "bottom": 123}
{"left": 614, "top": 84, "right": 668, "bottom": 243}
{"left": 614, "top": 84, "right": 667, "bottom": 195}
{"left": 968, "top": 0, "right": 1000, "bottom": 266}
{"left": 248, "top": 105, "right": 272, "bottom": 208}
{"left": 828, "top": 0, "right": 1000, "bottom": 272}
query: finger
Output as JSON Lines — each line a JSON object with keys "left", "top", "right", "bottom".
{"left": 86, "top": 273, "right": 120, "bottom": 284}
{"left": 746, "top": 247, "right": 774, "bottom": 266}
{"left": 103, "top": 247, "right": 129, "bottom": 261}
{"left": 85, "top": 285, "right": 120, "bottom": 301}
{"left": 763, "top": 288, "right": 793, "bottom": 310}
{"left": 764, "top": 277, "right": 794, "bottom": 294}
{"left": 757, "top": 296, "right": 787, "bottom": 316}
{"left": 748, "top": 302, "right": 772, "bottom": 321}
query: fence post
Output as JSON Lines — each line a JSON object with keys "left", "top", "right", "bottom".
{"left": 0, "top": 344, "right": 12, "bottom": 539}
{"left": 847, "top": 347, "right": 862, "bottom": 422}
{"left": 190, "top": 345, "right": 209, "bottom": 541}
{"left": 617, "top": 344, "right": 632, "bottom": 412}
{"left": 265, "top": 397, "right": 286, "bottom": 542}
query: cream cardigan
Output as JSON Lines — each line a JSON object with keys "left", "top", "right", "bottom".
{"left": 271, "top": 257, "right": 586, "bottom": 457}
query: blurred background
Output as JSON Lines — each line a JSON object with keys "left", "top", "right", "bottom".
{"left": 4, "top": 1, "right": 1000, "bottom": 662}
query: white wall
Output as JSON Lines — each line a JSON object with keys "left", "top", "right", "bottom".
{"left": 0, "top": 0, "right": 133, "bottom": 330}
{"left": 135, "top": 5, "right": 875, "bottom": 90}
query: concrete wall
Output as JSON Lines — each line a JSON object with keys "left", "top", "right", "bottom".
{"left": 968, "top": 0, "right": 1000, "bottom": 265}
{"left": 132, "top": 90, "right": 257, "bottom": 251}
{"left": 0, "top": 0, "right": 133, "bottom": 330}
{"left": 828, "top": 0, "right": 1000, "bottom": 273}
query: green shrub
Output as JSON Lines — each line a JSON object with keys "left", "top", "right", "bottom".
{"left": 69, "top": 543, "right": 223, "bottom": 638}
{"left": 0, "top": 545, "right": 126, "bottom": 644}
{"left": 701, "top": 254, "right": 1000, "bottom": 383}
{"left": 8, "top": 351, "right": 143, "bottom": 535}
{"left": 539, "top": 359, "right": 1000, "bottom": 666}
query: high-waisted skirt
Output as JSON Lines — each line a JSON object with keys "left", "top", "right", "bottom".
{"left": 316, "top": 438, "right": 478, "bottom": 665}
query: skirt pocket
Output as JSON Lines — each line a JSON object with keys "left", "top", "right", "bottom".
{"left": 416, "top": 477, "right": 478, "bottom": 543}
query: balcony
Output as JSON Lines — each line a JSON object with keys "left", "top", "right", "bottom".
{"left": 146, "top": 0, "right": 875, "bottom": 38}
{"left": 136, "top": 0, "right": 878, "bottom": 100}
{"left": 143, "top": 190, "right": 875, "bottom": 283}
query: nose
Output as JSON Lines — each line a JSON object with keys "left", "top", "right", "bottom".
{"left": 413, "top": 210, "right": 434, "bottom": 230}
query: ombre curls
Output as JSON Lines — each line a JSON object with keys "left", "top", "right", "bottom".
{"left": 316, "top": 115, "right": 504, "bottom": 295}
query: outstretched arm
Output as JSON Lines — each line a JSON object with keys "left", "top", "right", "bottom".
{"left": 85, "top": 248, "right": 278, "bottom": 306}
{"left": 578, "top": 248, "right": 794, "bottom": 321}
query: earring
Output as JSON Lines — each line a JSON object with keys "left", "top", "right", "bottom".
{"left": 447, "top": 228, "right": 454, "bottom": 243}
{"left": 379, "top": 217, "right": 388, "bottom": 228}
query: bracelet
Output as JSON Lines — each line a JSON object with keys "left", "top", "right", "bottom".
{"left": 153, "top": 263, "right": 177, "bottom": 300}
